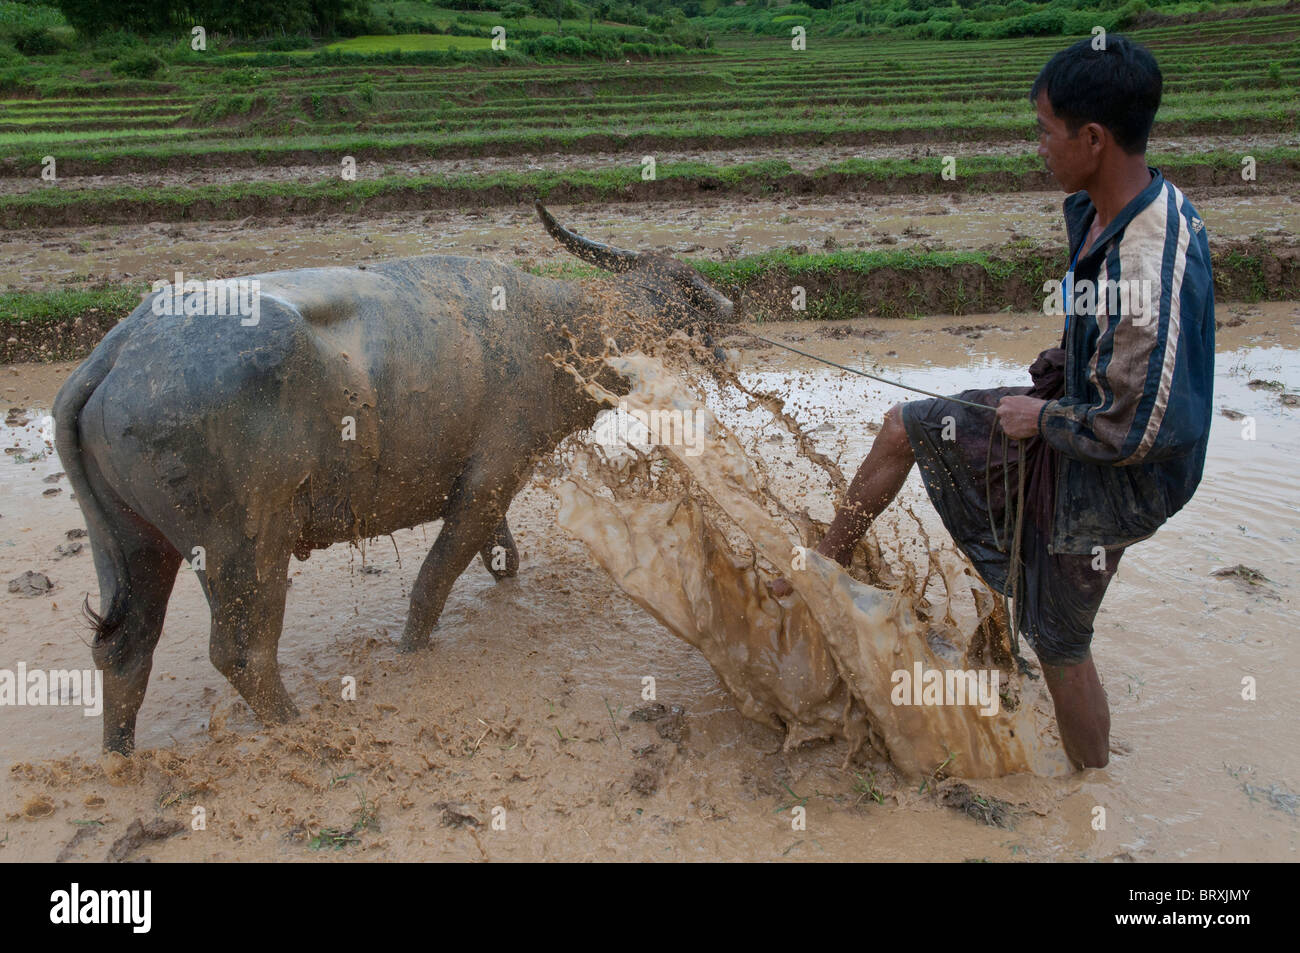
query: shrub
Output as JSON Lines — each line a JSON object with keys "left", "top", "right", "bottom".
{"left": 13, "top": 26, "right": 65, "bottom": 54}
{"left": 263, "top": 34, "right": 314, "bottom": 51}
{"left": 220, "top": 66, "right": 266, "bottom": 87}
{"left": 109, "top": 49, "right": 165, "bottom": 78}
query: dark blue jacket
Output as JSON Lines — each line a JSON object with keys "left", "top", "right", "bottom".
{"left": 1037, "top": 168, "right": 1216, "bottom": 554}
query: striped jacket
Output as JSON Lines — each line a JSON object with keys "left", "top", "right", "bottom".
{"left": 1037, "top": 168, "right": 1216, "bottom": 554}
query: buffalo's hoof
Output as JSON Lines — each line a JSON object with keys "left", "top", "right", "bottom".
{"left": 103, "top": 724, "right": 136, "bottom": 757}
{"left": 257, "top": 700, "right": 301, "bottom": 725}
{"left": 103, "top": 738, "right": 134, "bottom": 758}
{"left": 397, "top": 636, "right": 432, "bottom": 654}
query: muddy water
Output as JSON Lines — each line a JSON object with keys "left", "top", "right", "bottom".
{"left": 556, "top": 348, "right": 1065, "bottom": 779}
{"left": 3, "top": 185, "right": 1296, "bottom": 293}
{"left": 0, "top": 303, "right": 1296, "bottom": 861}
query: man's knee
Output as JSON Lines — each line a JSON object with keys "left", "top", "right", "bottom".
{"left": 880, "top": 403, "right": 913, "bottom": 459}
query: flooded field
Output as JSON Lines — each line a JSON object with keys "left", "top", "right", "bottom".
{"left": 1, "top": 302, "right": 1295, "bottom": 862}
{"left": 4, "top": 186, "right": 1297, "bottom": 295}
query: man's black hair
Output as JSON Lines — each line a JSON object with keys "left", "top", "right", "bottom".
{"left": 1030, "top": 34, "right": 1163, "bottom": 155}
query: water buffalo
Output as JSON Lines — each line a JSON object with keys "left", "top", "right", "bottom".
{"left": 54, "top": 201, "right": 734, "bottom": 754}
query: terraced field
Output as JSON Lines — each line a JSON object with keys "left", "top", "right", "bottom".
{"left": 2, "top": 9, "right": 1298, "bottom": 359}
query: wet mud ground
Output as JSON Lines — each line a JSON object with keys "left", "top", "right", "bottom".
{"left": 1, "top": 304, "right": 1296, "bottom": 862}
{"left": 4, "top": 183, "right": 1297, "bottom": 295}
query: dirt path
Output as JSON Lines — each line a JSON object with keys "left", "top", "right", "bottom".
{"left": 1, "top": 304, "right": 1296, "bottom": 862}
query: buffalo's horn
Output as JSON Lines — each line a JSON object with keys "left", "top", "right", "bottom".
{"left": 535, "top": 200, "right": 640, "bottom": 273}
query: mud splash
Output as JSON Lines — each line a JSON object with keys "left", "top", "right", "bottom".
{"left": 552, "top": 347, "right": 1065, "bottom": 779}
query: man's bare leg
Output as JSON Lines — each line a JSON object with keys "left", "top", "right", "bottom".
{"left": 817, "top": 403, "right": 915, "bottom": 566}
{"left": 768, "top": 404, "right": 914, "bottom": 598}
{"left": 772, "top": 402, "right": 1112, "bottom": 773}
{"left": 1041, "top": 654, "right": 1110, "bottom": 769}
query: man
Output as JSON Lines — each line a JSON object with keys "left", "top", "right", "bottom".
{"left": 773, "top": 36, "right": 1216, "bottom": 770}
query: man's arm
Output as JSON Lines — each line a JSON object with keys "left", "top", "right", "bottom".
{"left": 1038, "top": 229, "right": 1213, "bottom": 465}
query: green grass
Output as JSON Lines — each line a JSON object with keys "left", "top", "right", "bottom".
{"left": 0, "top": 126, "right": 191, "bottom": 148}
{"left": 326, "top": 33, "right": 494, "bottom": 53}
{"left": 225, "top": 33, "right": 500, "bottom": 58}
{"left": 0, "top": 284, "right": 145, "bottom": 326}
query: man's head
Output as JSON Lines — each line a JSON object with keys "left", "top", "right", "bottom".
{"left": 1030, "top": 35, "right": 1162, "bottom": 193}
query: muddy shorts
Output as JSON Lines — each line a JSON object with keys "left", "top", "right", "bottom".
{"left": 900, "top": 386, "right": 1124, "bottom": 667}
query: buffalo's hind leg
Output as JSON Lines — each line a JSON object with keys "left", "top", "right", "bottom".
{"left": 198, "top": 537, "right": 299, "bottom": 726}
{"left": 478, "top": 516, "right": 519, "bottom": 581}
{"left": 90, "top": 523, "right": 183, "bottom": 756}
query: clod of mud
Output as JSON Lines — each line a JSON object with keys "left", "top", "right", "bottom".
{"left": 814, "top": 325, "right": 885, "bottom": 341}
{"left": 937, "top": 780, "right": 1018, "bottom": 829}
{"left": 106, "top": 817, "right": 185, "bottom": 862}
{"left": 436, "top": 803, "right": 480, "bottom": 829}
{"left": 629, "top": 703, "right": 687, "bottom": 745}
{"left": 55, "top": 824, "right": 101, "bottom": 863}
{"left": 64, "top": 528, "right": 87, "bottom": 539}
{"left": 943, "top": 324, "right": 996, "bottom": 338}
{"left": 629, "top": 739, "right": 674, "bottom": 797}
{"left": 55, "top": 542, "right": 83, "bottom": 558}
{"left": 20, "top": 794, "right": 56, "bottom": 820}
{"left": 1247, "top": 379, "right": 1286, "bottom": 392}
{"left": 1242, "top": 782, "right": 1298, "bottom": 817}
{"left": 630, "top": 767, "right": 661, "bottom": 797}
{"left": 100, "top": 751, "right": 147, "bottom": 787}
{"left": 7, "top": 571, "right": 53, "bottom": 596}
{"left": 1211, "top": 564, "right": 1277, "bottom": 597}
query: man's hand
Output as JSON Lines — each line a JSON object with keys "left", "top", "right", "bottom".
{"left": 995, "top": 395, "right": 1048, "bottom": 440}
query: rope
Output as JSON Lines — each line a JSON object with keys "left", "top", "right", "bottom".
{"left": 741, "top": 332, "right": 999, "bottom": 413}
{"left": 986, "top": 425, "right": 1027, "bottom": 656}
{"left": 615, "top": 280, "right": 993, "bottom": 412}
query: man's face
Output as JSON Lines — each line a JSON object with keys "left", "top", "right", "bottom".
{"left": 1035, "top": 89, "right": 1100, "bottom": 193}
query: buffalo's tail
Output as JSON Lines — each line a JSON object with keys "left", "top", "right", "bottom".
{"left": 53, "top": 333, "right": 130, "bottom": 644}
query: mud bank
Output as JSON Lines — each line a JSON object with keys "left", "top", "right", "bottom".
{"left": 5, "top": 134, "right": 1291, "bottom": 197}
{"left": 4, "top": 238, "right": 1297, "bottom": 363}
{"left": 4, "top": 120, "right": 1292, "bottom": 180}
{"left": 0, "top": 305, "right": 1296, "bottom": 861}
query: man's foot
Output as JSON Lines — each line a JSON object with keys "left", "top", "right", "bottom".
{"left": 766, "top": 576, "right": 794, "bottom": 598}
